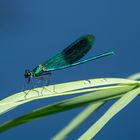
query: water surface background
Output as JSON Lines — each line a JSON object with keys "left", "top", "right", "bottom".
{"left": 0, "top": 0, "right": 140, "bottom": 139}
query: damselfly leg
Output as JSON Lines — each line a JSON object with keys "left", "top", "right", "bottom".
{"left": 23, "top": 72, "right": 52, "bottom": 98}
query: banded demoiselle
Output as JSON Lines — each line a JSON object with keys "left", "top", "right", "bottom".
{"left": 24, "top": 34, "right": 114, "bottom": 82}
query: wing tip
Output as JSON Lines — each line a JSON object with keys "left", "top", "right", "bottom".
{"left": 84, "top": 34, "right": 96, "bottom": 45}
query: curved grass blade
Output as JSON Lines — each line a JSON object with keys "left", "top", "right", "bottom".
{"left": 52, "top": 102, "right": 105, "bottom": 140}
{"left": 78, "top": 86, "right": 140, "bottom": 140}
{"left": 0, "top": 78, "right": 139, "bottom": 116}
{"left": 0, "top": 84, "right": 138, "bottom": 133}
{"left": 52, "top": 75, "right": 140, "bottom": 139}
{"left": 128, "top": 73, "right": 140, "bottom": 80}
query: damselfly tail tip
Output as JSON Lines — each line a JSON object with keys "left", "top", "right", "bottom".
{"left": 111, "top": 51, "right": 115, "bottom": 55}
{"left": 107, "top": 51, "right": 115, "bottom": 55}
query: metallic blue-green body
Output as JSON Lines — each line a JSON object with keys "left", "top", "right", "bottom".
{"left": 42, "top": 34, "right": 95, "bottom": 71}
{"left": 29, "top": 34, "right": 113, "bottom": 77}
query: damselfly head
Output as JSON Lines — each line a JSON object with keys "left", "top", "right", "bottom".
{"left": 24, "top": 69, "right": 31, "bottom": 78}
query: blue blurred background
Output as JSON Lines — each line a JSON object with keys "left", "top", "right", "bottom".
{"left": 0, "top": 0, "right": 140, "bottom": 139}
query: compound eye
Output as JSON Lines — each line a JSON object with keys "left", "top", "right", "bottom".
{"left": 24, "top": 69, "right": 31, "bottom": 78}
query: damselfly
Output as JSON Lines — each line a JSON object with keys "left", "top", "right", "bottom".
{"left": 24, "top": 34, "right": 114, "bottom": 82}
